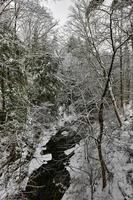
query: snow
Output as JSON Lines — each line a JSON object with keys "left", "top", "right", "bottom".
{"left": 58, "top": 105, "right": 77, "bottom": 127}
{"left": 62, "top": 103, "right": 133, "bottom": 200}
{"left": 28, "top": 154, "right": 52, "bottom": 175}
{"left": 28, "top": 106, "right": 77, "bottom": 176}
{"left": 28, "top": 128, "right": 54, "bottom": 175}
{"left": 0, "top": 104, "right": 133, "bottom": 200}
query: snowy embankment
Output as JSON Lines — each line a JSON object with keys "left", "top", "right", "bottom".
{"left": 62, "top": 104, "right": 133, "bottom": 200}
{"left": 0, "top": 104, "right": 133, "bottom": 200}
{"left": 0, "top": 106, "right": 77, "bottom": 200}
{"left": 0, "top": 126, "right": 55, "bottom": 200}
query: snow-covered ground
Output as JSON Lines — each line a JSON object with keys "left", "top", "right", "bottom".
{"left": 62, "top": 104, "right": 133, "bottom": 200}
{"left": 0, "top": 105, "right": 77, "bottom": 199}
{"left": 0, "top": 104, "right": 133, "bottom": 200}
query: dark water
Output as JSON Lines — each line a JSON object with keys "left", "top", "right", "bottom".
{"left": 25, "top": 127, "right": 81, "bottom": 200}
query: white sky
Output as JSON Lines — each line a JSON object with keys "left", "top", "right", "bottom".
{"left": 44, "top": 0, "right": 73, "bottom": 25}
{"left": 44, "top": 0, "right": 112, "bottom": 25}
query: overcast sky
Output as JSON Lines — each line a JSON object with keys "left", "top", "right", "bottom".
{"left": 45, "top": 0, "right": 73, "bottom": 25}
{"left": 44, "top": 0, "right": 113, "bottom": 25}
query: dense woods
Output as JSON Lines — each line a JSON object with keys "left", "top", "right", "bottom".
{"left": 0, "top": 0, "right": 133, "bottom": 200}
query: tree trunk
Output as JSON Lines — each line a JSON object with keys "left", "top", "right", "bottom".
{"left": 97, "top": 140, "right": 107, "bottom": 189}
{"left": 119, "top": 45, "right": 124, "bottom": 112}
{"left": 98, "top": 51, "right": 116, "bottom": 189}
{"left": 124, "top": 44, "right": 130, "bottom": 104}
{"left": 1, "top": 65, "right": 6, "bottom": 112}
{"left": 109, "top": 83, "right": 122, "bottom": 127}
{"left": 98, "top": 102, "right": 107, "bottom": 189}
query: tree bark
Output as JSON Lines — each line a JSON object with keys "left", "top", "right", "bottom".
{"left": 98, "top": 33, "right": 130, "bottom": 189}
{"left": 119, "top": 45, "right": 124, "bottom": 112}
{"left": 1, "top": 65, "right": 6, "bottom": 112}
{"left": 109, "top": 83, "right": 122, "bottom": 127}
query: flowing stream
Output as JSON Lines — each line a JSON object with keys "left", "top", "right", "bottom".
{"left": 25, "top": 127, "right": 81, "bottom": 200}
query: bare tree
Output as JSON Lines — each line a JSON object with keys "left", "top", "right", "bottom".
{"left": 67, "top": 0, "right": 132, "bottom": 190}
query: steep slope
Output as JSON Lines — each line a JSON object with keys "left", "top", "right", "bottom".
{"left": 62, "top": 104, "right": 133, "bottom": 200}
